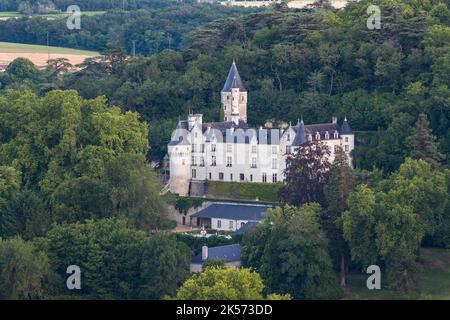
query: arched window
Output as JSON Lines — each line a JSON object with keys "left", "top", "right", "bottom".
{"left": 325, "top": 131, "right": 330, "bottom": 139}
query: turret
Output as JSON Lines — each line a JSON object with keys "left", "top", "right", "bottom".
{"left": 221, "top": 60, "right": 247, "bottom": 124}
{"left": 340, "top": 116, "right": 354, "bottom": 167}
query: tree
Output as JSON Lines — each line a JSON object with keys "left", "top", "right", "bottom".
{"left": 41, "top": 219, "right": 189, "bottom": 299}
{"left": 171, "top": 267, "right": 265, "bottom": 300}
{"left": 0, "top": 237, "right": 50, "bottom": 300}
{"left": 242, "top": 205, "right": 342, "bottom": 299}
{"left": 406, "top": 113, "right": 445, "bottom": 168}
{"left": 278, "top": 141, "right": 331, "bottom": 206}
{"left": 342, "top": 178, "right": 427, "bottom": 292}
{"left": 139, "top": 232, "right": 191, "bottom": 299}
{"left": 324, "top": 146, "right": 355, "bottom": 288}
{"left": 0, "top": 166, "right": 20, "bottom": 207}
{"left": 7, "top": 57, "right": 39, "bottom": 81}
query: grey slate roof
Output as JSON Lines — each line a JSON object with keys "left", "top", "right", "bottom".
{"left": 191, "top": 244, "right": 241, "bottom": 264}
{"left": 340, "top": 117, "right": 352, "bottom": 134}
{"left": 222, "top": 61, "right": 246, "bottom": 92}
{"left": 191, "top": 203, "right": 272, "bottom": 221}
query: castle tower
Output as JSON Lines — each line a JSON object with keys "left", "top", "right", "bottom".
{"left": 340, "top": 116, "right": 355, "bottom": 168}
{"left": 167, "top": 129, "right": 192, "bottom": 196}
{"left": 221, "top": 60, "right": 247, "bottom": 124}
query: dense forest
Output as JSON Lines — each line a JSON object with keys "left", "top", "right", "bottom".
{"left": 0, "top": 4, "right": 259, "bottom": 53}
{"left": 0, "top": 0, "right": 183, "bottom": 12}
{"left": 0, "top": 0, "right": 449, "bottom": 300}
{"left": 2, "top": 0, "right": 448, "bottom": 173}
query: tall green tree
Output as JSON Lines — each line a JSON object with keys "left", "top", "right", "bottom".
{"left": 324, "top": 146, "right": 355, "bottom": 288}
{"left": 0, "top": 237, "right": 50, "bottom": 300}
{"left": 406, "top": 113, "right": 445, "bottom": 168}
{"left": 242, "top": 204, "right": 342, "bottom": 299}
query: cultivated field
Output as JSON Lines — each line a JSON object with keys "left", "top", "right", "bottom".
{"left": 0, "top": 42, "right": 98, "bottom": 67}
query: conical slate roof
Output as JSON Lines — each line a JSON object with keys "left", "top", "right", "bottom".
{"left": 222, "top": 61, "right": 246, "bottom": 92}
{"left": 292, "top": 118, "right": 307, "bottom": 146}
{"left": 340, "top": 117, "right": 352, "bottom": 134}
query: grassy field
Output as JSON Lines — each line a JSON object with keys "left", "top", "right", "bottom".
{"left": 345, "top": 248, "right": 450, "bottom": 300}
{"left": 0, "top": 11, "right": 21, "bottom": 17}
{"left": 0, "top": 11, "right": 105, "bottom": 18}
{"left": 0, "top": 42, "right": 98, "bottom": 66}
{"left": 0, "top": 42, "right": 97, "bottom": 55}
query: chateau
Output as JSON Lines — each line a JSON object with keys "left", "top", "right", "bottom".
{"left": 167, "top": 61, "right": 355, "bottom": 196}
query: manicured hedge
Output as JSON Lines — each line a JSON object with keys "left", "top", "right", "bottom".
{"left": 205, "top": 181, "right": 282, "bottom": 203}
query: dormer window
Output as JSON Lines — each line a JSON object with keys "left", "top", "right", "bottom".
{"left": 287, "top": 134, "right": 290, "bottom": 142}
{"left": 308, "top": 134, "right": 312, "bottom": 142}
{"left": 325, "top": 131, "right": 330, "bottom": 139}
{"left": 334, "top": 131, "right": 339, "bottom": 139}
{"left": 315, "top": 132, "right": 321, "bottom": 140}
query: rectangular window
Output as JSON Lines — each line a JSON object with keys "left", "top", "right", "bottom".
{"left": 208, "top": 172, "right": 211, "bottom": 180}
{"left": 286, "top": 146, "right": 290, "bottom": 154}
{"left": 345, "top": 145, "right": 349, "bottom": 152}
{"left": 229, "top": 220, "right": 234, "bottom": 230}
{"left": 251, "top": 157, "right": 257, "bottom": 168}
{"left": 211, "top": 144, "right": 216, "bottom": 152}
{"left": 192, "top": 169, "right": 196, "bottom": 179}
{"left": 252, "top": 145, "right": 257, "bottom": 153}
{"left": 227, "top": 144, "right": 232, "bottom": 152}
{"left": 272, "top": 146, "right": 277, "bottom": 154}
{"left": 217, "top": 220, "right": 222, "bottom": 228}
{"left": 334, "top": 145, "right": 339, "bottom": 152}
{"left": 250, "top": 174, "right": 253, "bottom": 182}
{"left": 272, "top": 158, "right": 277, "bottom": 169}
{"left": 262, "top": 173, "right": 267, "bottom": 183}
{"left": 227, "top": 156, "right": 232, "bottom": 167}
{"left": 230, "top": 173, "right": 233, "bottom": 181}
{"left": 272, "top": 173, "right": 277, "bottom": 183}
{"left": 200, "top": 144, "right": 205, "bottom": 153}
{"left": 345, "top": 137, "right": 349, "bottom": 142}
{"left": 219, "top": 172, "right": 224, "bottom": 181}
{"left": 192, "top": 156, "right": 197, "bottom": 166}
{"left": 192, "top": 144, "right": 196, "bottom": 152}
{"left": 211, "top": 156, "right": 216, "bottom": 166}
{"left": 240, "top": 174, "right": 244, "bottom": 181}
{"left": 200, "top": 156, "right": 205, "bottom": 167}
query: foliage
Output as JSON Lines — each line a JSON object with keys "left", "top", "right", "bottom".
{"left": 279, "top": 141, "right": 331, "bottom": 206}
{"left": 324, "top": 146, "right": 355, "bottom": 287}
{"left": 205, "top": 181, "right": 282, "bottom": 203}
{"left": 171, "top": 266, "right": 265, "bottom": 300}
{"left": 40, "top": 219, "right": 190, "bottom": 299}
{"left": 0, "top": 236, "right": 50, "bottom": 299}
{"left": 342, "top": 159, "right": 449, "bottom": 292}
{"left": 0, "top": 89, "right": 166, "bottom": 235}
{"left": 242, "top": 204, "right": 343, "bottom": 299}
{"left": 406, "top": 113, "right": 445, "bottom": 168}
{"left": 174, "top": 197, "right": 204, "bottom": 215}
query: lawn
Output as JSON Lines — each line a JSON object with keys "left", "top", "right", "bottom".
{"left": 0, "top": 11, "right": 105, "bottom": 19}
{"left": 0, "top": 11, "right": 21, "bottom": 17}
{"left": 345, "top": 248, "right": 450, "bottom": 300}
{"left": 0, "top": 42, "right": 98, "bottom": 66}
{"left": 0, "top": 42, "right": 98, "bottom": 55}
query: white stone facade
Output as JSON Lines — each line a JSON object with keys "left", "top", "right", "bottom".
{"left": 167, "top": 62, "right": 355, "bottom": 196}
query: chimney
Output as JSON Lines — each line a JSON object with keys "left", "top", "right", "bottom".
{"left": 202, "top": 245, "right": 208, "bottom": 261}
{"left": 332, "top": 117, "right": 337, "bottom": 124}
